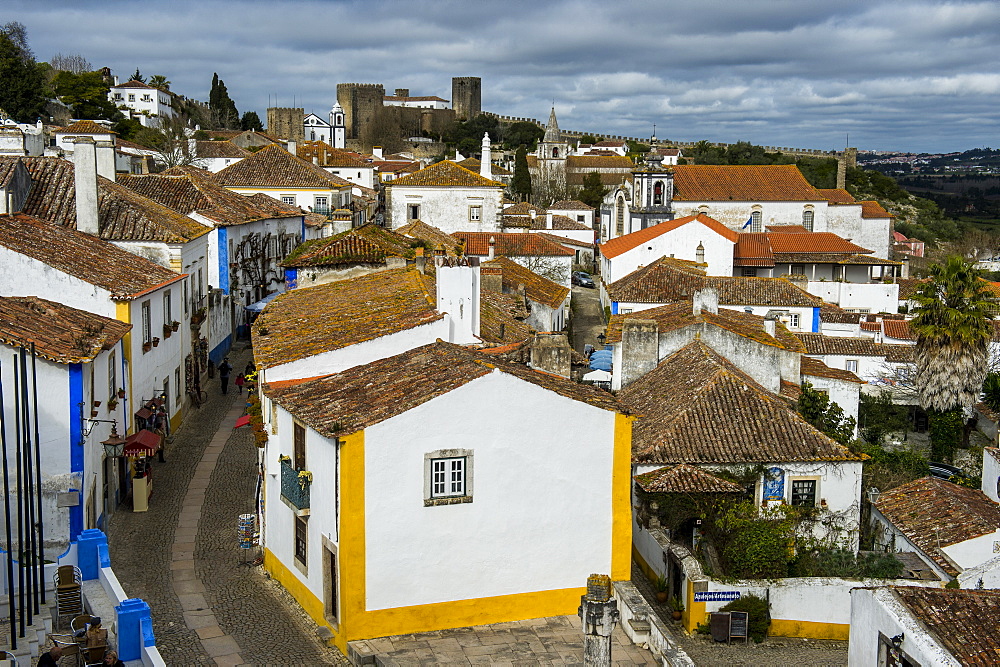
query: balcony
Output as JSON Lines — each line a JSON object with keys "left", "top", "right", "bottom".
{"left": 280, "top": 458, "right": 310, "bottom": 512}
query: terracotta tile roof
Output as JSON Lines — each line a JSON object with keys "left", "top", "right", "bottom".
{"left": 876, "top": 477, "right": 1000, "bottom": 576}
{"left": 891, "top": 586, "right": 1000, "bottom": 662}
{"left": 265, "top": 340, "right": 623, "bottom": 438}
{"left": 767, "top": 232, "right": 871, "bottom": 254}
{"left": 298, "top": 141, "right": 371, "bottom": 168}
{"left": 634, "top": 464, "right": 744, "bottom": 493}
{"left": 195, "top": 140, "right": 250, "bottom": 159}
{"left": 0, "top": 213, "right": 182, "bottom": 299}
{"left": 566, "top": 171, "right": 632, "bottom": 187}
{"left": 479, "top": 290, "right": 533, "bottom": 344}
{"left": 395, "top": 220, "right": 463, "bottom": 255}
{"left": 214, "top": 144, "right": 352, "bottom": 189}
{"left": 835, "top": 254, "right": 901, "bottom": 266}
{"left": 860, "top": 200, "right": 894, "bottom": 218}
{"left": 119, "top": 169, "right": 302, "bottom": 226}
{"left": 502, "top": 202, "right": 546, "bottom": 217}
{"left": 817, "top": 188, "right": 856, "bottom": 204}
{"left": 548, "top": 200, "right": 594, "bottom": 211}
{"left": 819, "top": 302, "right": 862, "bottom": 324}
{"left": 883, "top": 319, "right": 914, "bottom": 340}
{"left": 483, "top": 256, "right": 568, "bottom": 309}
{"left": 606, "top": 256, "right": 820, "bottom": 308}
{"left": 884, "top": 345, "right": 915, "bottom": 363}
{"left": 766, "top": 224, "right": 810, "bottom": 233}
{"left": 112, "top": 80, "right": 155, "bottom": 90}
{"left": 0, "top": 158, "right": 21, "bottom": 187}
{"left": 606, "top": 302, "right": 804, "bottom": 352}
{"left": 115, "top": 138, "right": 155, "bottom": 152}
{"left": 800, "top": 357, "right": 864, "bottom": 383}
{"left": 456, "top": 158, "right": 512, "bottom": 177}
{"left": 621, "top": 341, "right": 860, "bottom": 465}
{"left": 780, "top": 380, "right": 802, "bottom": 400}
{"left": 0, "top": 296, "right": 131, "bottom": 363}
{"left": 565, "top": 155, "right": 635, "bottom": 170}
{"left": 387, "top": 160, "right": 504, "bottom": 188}
{"left": 527, "top": 215, "right": 590, "bottom": 231}
{"left": 281, "top": 224, "right": 414, "bottom": 268}
{"left": 671, "top": 165, "right": 823, "bottom": 201}
{"left": 895, "top": 278, "right": 927, "bottom": 300}
{"left": 733, "top": 232, "right": 775, "bottom": 267}
{"left": 57, "top": 120, "right": 116, "bottom": 136}
{"left": 252, "top": 268, "right": 441, "bottom": 368}
{"left": 601, "top": 214, "right": 737, "bottom": 260}
{"left": 454, "top": 232, "right": 574, "bottom": 257}
{"left": 373, "top": 160, "right": 420, "bottom": 174}
{"left": 860, "top": 321, "right": 881, "bottom": 331}
{"left": 798, "top": 334, "right": 913, "bottom": 361}
{"left": 535, "top": 232, "right": 594, "bottom": 249}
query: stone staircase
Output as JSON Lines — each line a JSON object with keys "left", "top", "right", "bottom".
{"left": 0, "top": 595, "right": 59, "bottom": 664}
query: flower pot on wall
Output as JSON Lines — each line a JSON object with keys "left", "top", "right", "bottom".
{"left": 142, "top": 342, "right": 152, "bottom": 353}
{"left": 118, "top": 389, "right": 126, "bottom": 399}
{"left": 152, "top": 337, "right": 160, "bottom": 347}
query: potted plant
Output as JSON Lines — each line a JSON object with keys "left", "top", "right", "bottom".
{"left": 117, "top": 388, "right": 126, "bottom": 399}
{"left": 142, "top": 341, "right": 152, "bottom": 352}
{"left": 93, "top": 400, "right": 101, "bottom": 407}
{"left": 653, "top": 574, "right": 669, "bottom": 603}
{"left": 108, "top": 398, "right": 118, "bottom": 410}
{"left": 669, "top": 595, "right": 685, "bottom": 621}
{"left": 163, "top": 324, "right": 172, "bottom": 339}
{"left": 171, "top": 320, "right": 180, "bottom": 332}
{"left": 90, "top": 409, "right": 99, "bottom": 418}
{"left": 152, "top": 337, "right": 160, "bottom": 347}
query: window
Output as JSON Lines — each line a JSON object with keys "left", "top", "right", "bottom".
{"left": 175, "top": 367, "right": 181, "bottom": 403}
{"left": 294, "top": 422, "right": 306, "bottom": 471}
{"left": 163, "top": 292, "right": 172, "bottom": 327}
{"left": 469, "top": 205, "right": 481, "bottom": 222}
{"left": 183, "top": 279, "right": 189, "bottom": 316}
{"left": 314, "top": 196, "right": 329, "bottom": 214}
{"left": 128, "top": 94, "right": 135, "bottom": 102}
{"left": 621, "top": 308, "right": 633, "bottom": 314}
{"left": 141, "top": 300, "right": 152, "bottom": 345}
{"left": 791, "top": 264, "right": 806, "bottom": 275}
{"left": 294, "top": 516, "right": 308, "bottom": 565}
{"left": 408, "top": 204, "right": 420, "bottom": 220}
{"left": 281, "top": 195, "right": 295, "bottom": 206}
{"left": 751, "top": 210, "right": 762, "bottom": 233}
{"left": 424, "top": 449, "right": 473, "bottom": 506}
{"left": 742, "top": 268, "right": 757, "bottom": 277}
{"left": 141, "top": 95, "right": 152, "bottom": 102}
{"left": 788, "top": 313, "right": 800, "bottom": 328}
{"left": 791, "top": 479, "right": 817, "bottom": 507}
{"left": 615, "top": 199, "right": 625, "bottom": 236}
{"left": 310, "top": 130, "right": 316, "bottom": 140}
{"left": 895, "top": 367, "right": 912, "bottom": 381}
{"left": 108, "top": 351, "right": 116, "bottom": 402}
{"left": 802, "top": 210, "right": 814, "bottom": 231}
{"left": 577, "top": 215, "right": 585, "bottom": 222}
{"left": 653, "top": 181, "right": 664, "bottom": 206}
{"left": 552, "top": 147, "right": 559, "bottom": 158}
{"left": 846, "top": 359, "right": 859, "bottom": 373}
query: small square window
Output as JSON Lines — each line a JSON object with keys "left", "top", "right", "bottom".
{"left": 788, "top": 313, "right": 800, "bottom": 328}
{"left": 432, "top": 458, "right": 465, "bottom": 497}
{"left": 846, "top": 359, "right": 859, "bottom": 373}
{"left": 742, "top": 268, "right": 757, "bottom": 277}
{"left": 128, "top": 94, "right": 135, "bottom": 102}
{"left": 281, "top": 195, "right": 296, "bottom": 206}
{"left": 408, "top": 204, "right": 420, "bottom": 220}
{"left": 791, "top": 479, "right": 817, "bottom": 507}
{"left": 469, "top": 205, "right": 482, "bottom": 222}
{"left": 424, "top": 449, "right": 473, "bottom": 506}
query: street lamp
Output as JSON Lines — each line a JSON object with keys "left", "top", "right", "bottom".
{"left": 597, "top": 332, "right": 606, "bottom": 348}
{"left": 867, "top": 487, "right": 881, "bottom": 505}
{"left": 101, "top": 424, "right": 126, "bottom": 459}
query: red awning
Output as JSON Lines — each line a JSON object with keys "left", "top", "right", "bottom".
{"left": 234, "top": 415, "right": 250, "bottom": 428}
{"left": 123, "top": 429, "right": 161, "bottom": 457}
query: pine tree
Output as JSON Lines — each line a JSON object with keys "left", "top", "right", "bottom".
{"left": 208, "top": 73, "right": 240, "bottom": 129}
{"left": 578, "top": 171, "right": 608, "bottom": 210}
{"left": 0, "top": 23, "right": 46, "bottom": 123}
{"left": 130, "top": 68, "right": 145, "bottom": 83}
{"left": 512, "top": 145, "right": 532, "bottom": 202}
{"left": 241, "top": 111, "right": 263, "bottom": 131}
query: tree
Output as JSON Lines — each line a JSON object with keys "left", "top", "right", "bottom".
{"left": 911, "top": 256, "right": 993, "bottom": 461}
{"left": 0, "top": 22, "right": 47, "bottom": 122}
{"left": 797, "top": 381, "right": 856, "bottom": 445}
{"left": 148, "top": 75, "right": 170, "bottom": 91}
{"left": 577, "top": 171, "right": 607, "bottom": 210}
{"left": 501, "top": 121, "right": 544, "bottom": 151}
{"left": 209, "top": 73, "right": 240, "bottom": 129}
{"left": 134, "top": 114, "right": 204, "bottom": 169}
{"left": 130, "top": 68, "right": 145, "bottom": 83}
{"left": 241, "top": 110, "right": 263, "bottom": 131}
{"left": 50, "top": 53, "right": 91, "bottom": 74}
{"left": 53, "top": 70, "right": 121, "bottom": 120}
{"left": 578, "top": 134, "right": 598, "bottom": 145}
{"left": 511, "top": 145, "right": 532, "bottom": 202}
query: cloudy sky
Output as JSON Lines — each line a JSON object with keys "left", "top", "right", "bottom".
{"left": 10, "top": 0, "right": 999, "bottom": 153}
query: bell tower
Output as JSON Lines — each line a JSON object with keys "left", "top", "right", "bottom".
{"left": 330, "top": 102, "right": 346, "bottom": 149}
{"left": 630, "top": 150, "right": 674, "bottom": 230}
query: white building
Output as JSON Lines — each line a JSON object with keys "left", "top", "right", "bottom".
{"left": 194, "top": 140, "right": 250, "bottom": 173}
{"left": 600, "top": 214, "right": 737, "bottom": 281}
{"left": 384, "top": 160, "right": 505, "bottom": 234}
{"left": 259, "top": 340, "right": 631, "bottom": 653}
{"left": 108, "top": 80, "right": 175, "bottom": 128}
{"left": 482, "top": 256, "right": 568, "bottom": 333}
{"left": 52, "top": 120, "right": 117, "bottom": 156}
{"left": 297, "top": 141, "right": 376, "bottom": 190}
{"left": 453, "top": 232, "right": 575, "bottom": 290}
{"left": 383, "top": 92, "right": 449, "bottom": 110}
{"left": 0, "top": 116, "right": 44, "bottom": 156}
{"left": 547, "top": 199, "right": 595, "bottom": 228}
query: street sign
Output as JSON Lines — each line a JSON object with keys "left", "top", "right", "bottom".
{"left": 694, "top": 590, "right": 741, "bottom": 603}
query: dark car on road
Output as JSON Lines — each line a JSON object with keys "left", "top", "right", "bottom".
{"left": 572, "top": 271, "right": 595, "bottom": 288}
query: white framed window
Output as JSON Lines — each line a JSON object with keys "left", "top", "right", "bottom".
{"left": 469, "top": 205, "right": 481, "bottom": 222}
{"left": 424, "top": 448, "right": 473, "bottom": 506}
{"left": 141, "top": 300, "right": 152, "bottom": 345}
{"left": 163, "top": 292, "right": 172, "bottom": 326}
{"left": 802, "top": 209, "right": 814, "bottom": 231}
{"left": 577, "top": 215, "right": 585, "bottom": 222}
{"left": 281, "top": 195, "right": 296, "bottom": 206}
{"left": 846, "top": 359, "right": 859, "bottom": 373}
{"left": 108, "top": 350, "right": 117, "bottom": 402}
{"left": 408, "top": 204, "right": 420, "bottom": 220}
{"left": 314, "top": 196, "right": 328, "bottom": 213}
{"left": 788, "top": 313, "right": 800, "bottom": 328}
{"left": 621, "top": 308, "right": 633, "bottom": 314}
{"left": 128, "top": 94, "right": 135, "bottom": 102}
{"left": 742, "top": 268, "right": 757, "bottom": 277}
{"left": 791, "top": 264, "right": 806, "bottom": 275}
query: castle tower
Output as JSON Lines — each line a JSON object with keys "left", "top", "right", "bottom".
{"left": 330, "top": 101, "right": 346, "bottom": 149}
{"left": 630, "top": 150, "right": 674, "bottom": 230}
{"left": 452, "top": 77, "right": 481, "bottom": 120}
{"left": 266, "top": 107, "right": 305, "bottom": 143}
{"left": 336, "top": 83, "right": 385, "bottom": 141}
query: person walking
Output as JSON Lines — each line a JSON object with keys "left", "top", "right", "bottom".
{"left": 235, "top": 373, "right": 245, "bottom": 394}
{"left": 219, "top": 357, "right": 232, "bottom": 395}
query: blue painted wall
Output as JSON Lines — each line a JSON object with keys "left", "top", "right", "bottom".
{"left": 68, "top": 364, "right": 84, "bottom": 540}
{"left": 218, "top": 227, "right": 229, "bottom": 295}
{"left": 812, "top": 306, "right": 821, "bottom": 333}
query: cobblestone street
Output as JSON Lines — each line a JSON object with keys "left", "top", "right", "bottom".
{"left": 107, "top": 347, "right": 345, "bottom": 665}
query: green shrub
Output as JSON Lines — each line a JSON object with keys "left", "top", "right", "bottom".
{"left": 789, "top": 549, "right": 904, "bottom": 579}
{"left": 720, "top": 594, "right": 771, "bottom": 643}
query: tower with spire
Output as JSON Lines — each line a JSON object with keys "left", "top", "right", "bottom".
{"left": 330, "top": 101, "right": 346, "bottom": 149}
{"left": 629, "top": 149, "right": 674, "bottom": 230}
{"left": 536, "top": 107, "right": 568, "bottom": 160}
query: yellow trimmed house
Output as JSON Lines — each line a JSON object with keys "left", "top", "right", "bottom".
{"left": 259, "top": 341, "right": 632, "bottom": 652}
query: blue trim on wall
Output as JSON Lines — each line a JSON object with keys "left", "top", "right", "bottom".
{"left": 285, "top": 268, "right": 298, "bottom": 291}
{"left": 68, "top": 363, "right": 84, "bottom": 540}
{"left": 218, "top": 226, "right": 229, "bottom": 295}
{"left": 611, "top": 301, "right": 619, "bottom": 315}
{"left": 812, "top": 306, "right": 821, "bottom": 333}
{"left": 300, "top": 217, "right": 306, "bottom": 241}
{"left": 210, "top": 336, "right": 232, "bottom": 366}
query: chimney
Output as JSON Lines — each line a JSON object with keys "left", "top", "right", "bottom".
{"left": 372, "top": 146, "right": 383, "bottom": 160}
{"left": 286, "top": 140, "right": 297, "bottom": 155}
{"left": 313, "top": 156, "right": 318, "bottom": 165}
{"left": 488, "top": 236, "right": 496, "bottom": 260}
{"left": 73, "top": 137, "right": 100, "bottom": 236}
{"left": 529, "top": 333, "right": 572, "bottom": 378}
{"left": 435, "top": 256, "right": 481, "bottom": 344}
{"left": 322, "top": 147, "right": 328, "bottom": 163}
{"left": 620, "top": 319, "right": 659, "bottom": 388}
{"left": 530, "top": 209, "right": 537, "bottom": 222}
{"left": 546, "top": 212, "right": 553, "bottom": 230}
{"left": 95, "top": 140, "right": 116, "bottom": 181}
{"left": 481, "top": 266, "right": 502, "bottom": 293}
{"left": 692, "top": 288, "right": 718, "bottom": 316}
{"left": 763, "top": 313, "right": 778, "bottom": 337}
{"left": 414, "top": 246, "right": 426, "bottom": 274}
{"left": 480, "top": 132, "right": 492, "bottom": 179}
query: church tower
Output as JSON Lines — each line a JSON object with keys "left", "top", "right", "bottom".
{"left": 330, "top": 102, "right": 346, "bottom": 149}
{"left": 536, "top": 107, "right": 568, "bottom": 160}
{"left": 629, "top": 150, "right": 674, "bottom": 230}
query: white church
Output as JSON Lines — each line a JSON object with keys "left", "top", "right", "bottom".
{"left": 303, "top": 102, "right": 346, "bottom": 148}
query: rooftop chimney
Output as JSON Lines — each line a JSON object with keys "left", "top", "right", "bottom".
{"left": 620, "top": 319, "right": 659, "bottom": 388}
{"left": 529, "top": 333, "right": 572, "bottom": 378}
{"left": 763, "top": 313, "right": 778, "bottom": 337}
{"left": 435, "top": 256, "right": 481, "bottom": 344}
{"left": 692, "top": 288, "right": 718, "bottom": 316}
{"left": 73, "top": 137, "right": 100, "bottom": 236}
{"left": 372, "top": 146, "right": 383, "bottom": 160}
{"left": 414, "top": 246, "right": 426, "bottom": 274}
{"left": 546, "top": 212, "right": 553, "bottom": 230}
{"left": 488, "top": 236, "right": 496, "bottom": 260}
{"left": 95, "top": 139, "right": 115, "bottom": 181}
{"left": 286, "top": 140, "right": 297, "bottom": 155}
{"left": 480, "top": 132, "right": 492, "bottom": 180}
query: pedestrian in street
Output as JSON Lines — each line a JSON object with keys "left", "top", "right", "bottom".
{"left": 37, "top": 645, "right": 62, "bottom": 666}
{"left": 103, "top": 649, "right": 125, "bottom": 667}
{"left": 219, "top": 357, "right": 232, "bottom": 395}
{"left": 235, "top": 372, "right": 245, "bottom": 394}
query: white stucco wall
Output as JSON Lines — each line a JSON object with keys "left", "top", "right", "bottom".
{"left": 604, "top": 226, "right": 734, "bottom": 282}
{"left": 386, "top": 185, "right": 504, "bottom": 234}
{"left": 803, "top": 375, "right": 861, "bottom": 434}
{"left": 848, "top": 588, "right": 958, "bottom": 667}
{"left": 673, "top": 200, "right": 828, "bottom": 232}
{"left": 941, "top": 530, "right": 1000, "bottom": 572}
{"left": 982, "top": 449, "right": 1000, "bottom": 503}
{"left": 363, "top": 370, "right": 618, "bottom": 609}
{"left": 807, "top": 281, "right": 899, "bottom": 314}
{"left": 0, "top": 246, "right": 116, "bottom": 318}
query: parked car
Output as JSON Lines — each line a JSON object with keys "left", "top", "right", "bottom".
{"left": 572, "top": 271, "right": 595, "bottom": 288}
{"left": 929, "top": 461, "right": 968, "bottom": 482}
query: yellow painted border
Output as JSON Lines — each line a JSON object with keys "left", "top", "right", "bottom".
{"left": 611, "top": 414, "right": 634, "bottom": 581}
{"left": 115, "top": 302, "right": 133, "bottom": 432}
{"left": 770, "top": 619, "right": 850, "bottom": 640}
